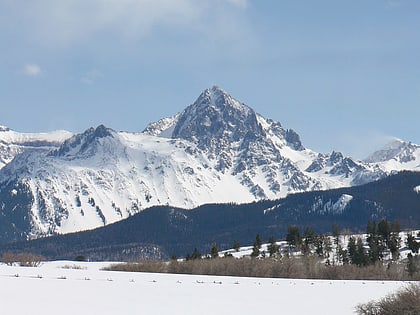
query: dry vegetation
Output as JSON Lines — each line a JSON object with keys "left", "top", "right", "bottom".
{"left": 356, "top": 283, "right": 420, "bottom": 315}
{"left": 105, "top": 256, "right": 420, "bottom": 281}
{"left": 0, "top": 252, "right": 45, "bottom": 267}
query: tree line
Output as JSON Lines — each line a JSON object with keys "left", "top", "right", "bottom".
{"left": 182, "top": 219, "right": 419, "bottom": 277}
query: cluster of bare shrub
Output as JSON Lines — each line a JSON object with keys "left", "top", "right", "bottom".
{"left": 105, "top": 255, "right": 419, "bottom": 281}
{"left": 0, "top": 252, "right": 45, "bottom": 267}
{"left": 356, "top": 283, "right": 420, "bottom": 315}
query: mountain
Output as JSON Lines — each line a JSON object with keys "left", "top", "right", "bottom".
{"left": 0, "top": 86, "right": 419, "bottom": 243}
{"left": 0, "top": 125, "right": 72, "bottom": 169}
{"left": 2, "top": 171, "right": 419, "bottom": 261}
{"left": 365, "top": 138, "right": 420, "bottom": 167}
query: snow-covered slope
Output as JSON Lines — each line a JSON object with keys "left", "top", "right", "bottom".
{"left": 0, "top": 86, "right": 419, "bottom": 240}
{"left": 365, "top": 138, "right": 420, "bottom": 171}
{"left": 0, "top": 125, "right": 72, "bottom": 169}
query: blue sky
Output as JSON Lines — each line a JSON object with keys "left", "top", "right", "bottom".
{"left": 1, "top": 0, "right": 419, "bottom": 158}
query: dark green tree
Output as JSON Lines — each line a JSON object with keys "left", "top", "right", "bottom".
{"left": 377, "top": 219, "right": 391, "bottom": 245}
{"left": 210, "top": 243, "right": 219, "bottom": 259}
{"left": 406, "top": 234, "right": 420, "bottom": 254}
{"left": 314, "top": 234, "right": 325, "bottom": 257}
{"left": 337, "top": 244, "right": 349, "bottom": 264}
{"left": 332, "top": 223, "right": 340, "bottom": 246}
{"left": 255, "top": 234, "right": 263, "bottom": 249}
{"left": 323, "top": 236, "right": 333, "bottom": 262}
{"left": 190, "top": 248, "right": 202, "bottom": 260}
{"left": 251, "top": 241, "right": 260, "bottom": 258}
{"left": 267, "top": 236, "right": 279, "bottom": 257}
{"left": 388, "top": 221, "right": 401, "bottom": 260}
{"left": 348, "top": 236, "right": 368, "bottom": 266}
{"left": 366, "top": 220, "right": 384, "bottom": 263}
{"left": 233, "top": 240, "right": 240, "bottom": 252}
{"left": 302, "top": 227, "right": 316, "bottom": 255}
{"left": 286, "top": 225, "right": 302, "bottom": 252}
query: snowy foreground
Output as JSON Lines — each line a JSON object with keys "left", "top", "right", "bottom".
{"left": 0, "top": 261, "right": 409, "bottom": 315}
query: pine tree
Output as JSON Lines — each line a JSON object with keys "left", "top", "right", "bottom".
{"left": 406, "top": 233, "right": 420, "bottom": 254}
{"left": 267, "top": 236, "right": 279, "bottom": 257}
{"left": 366, "top": 220, "right": 382, "bottom": 263}
{"left": 332, "top": 223, "right": 340, "bottom": 246}
{"left": 323, "top": 236, "right": 333, "bottom": 262}
{"left": 255, "top": 234, "right": 262, "bottom": 249}
{"left": 233, "top": 240, "right": 240, "bottom": 252}
{"left": 286, "top": 225, "right": 302, "bottom": 252}
{"left": 251, "top": 241, "right": 260, "bottom": 258}
{"left": 348, "top": 236, "right": 368, "bottom": 266}
{"left": 210, "top": 243, "right": 219, "bottom": 259}
{"left": 303, "top": 227, "right": 316, "bottom": 256}
{"left": 191, "top": 248, "right": 202, "bottom": 260}
{"left": 314, "top": 234, "right": 325, "bottom": 257}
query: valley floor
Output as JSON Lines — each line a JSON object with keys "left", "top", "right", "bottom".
{"left": 0, "top": 261, "right": 410, "bottom": 315}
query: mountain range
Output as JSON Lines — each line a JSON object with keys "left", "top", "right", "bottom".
{"left": 0, "top": 86, "right": 419, "bottom": 243}
{"left": 2, "top": 170, "right": 419, "bottom": 260}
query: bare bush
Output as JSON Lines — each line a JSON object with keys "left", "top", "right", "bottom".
{"left": 105, "top": 256, "right": 420, "bottom": 281}
{"left": 356, "top": 283, "right": 420, "bottom": 315}
{"left": 0, "top": 252, "right": 45, "bottom": 267}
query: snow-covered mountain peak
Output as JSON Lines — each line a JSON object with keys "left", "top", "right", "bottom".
{"left": 0, "top": 125, "right": 10, "bottom": 132}
{"left": 53, "top": 125, "right": 117, "bottom": 159}
{"left": 365, "top": 138, "right": 420, "bottom": 164}
{"left": 0, "top": 126, "right": 73, "bottom": 169}
{"left": 199, "top": 85, "right": 252, "bottom": 115}
{"left": 171, "top": 86, "right": 260, "bottom": 144}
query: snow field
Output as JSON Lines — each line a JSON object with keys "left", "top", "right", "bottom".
{"left": 0, "top": 261, "right": 408, "bottom": 315}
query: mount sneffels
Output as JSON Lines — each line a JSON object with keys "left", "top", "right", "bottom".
{"left": 0, "top": 86, "right": 419, "bottom": 243}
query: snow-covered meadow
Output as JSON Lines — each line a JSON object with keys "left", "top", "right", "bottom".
{"left": 0, "top": 261, "right": 409, "bottom": 315}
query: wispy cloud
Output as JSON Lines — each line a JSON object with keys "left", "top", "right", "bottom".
{"left": 1, "top": 0, "right": 250, "bottom": 46}
{"left": 81, "top": 69, "right": 103, "bottom": 85}
{"left": 23, "top": 64, "right": 42, "bottom": 77}
{"left": 226, "top": 0, "right": 249, "bottom": 9}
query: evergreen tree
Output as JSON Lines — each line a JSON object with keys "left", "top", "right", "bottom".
{"left": 366, "top": 220, "right": 383, "bottom": 263}
{"left": 337, "top": 244, "right": 349, "bottom": 264}
{"left": 323, "top": 236, "right": 333, "bottom": 262}
{"left": 347, "top": 236, "right": 357, "bottom": 264}
{"left": 314, "top": 234, "right": 325, "bottom": 257}
{"left": 210, "top": 243, "right": 219, "bottom": 259}
{"left": 267, "top": 236, "right": 279, "bottom": 257}
{"left": 348, "top": 236, "right": 368, "bottom": 266}
{"left": 255, "top": 234, "right": 263, "bottom": 249}
{"left": 332, "top": 223, "right": 340, "bottom": 246}
{"left": 406, "top": 233, "right": 420, "bottom": 254}
{"left": 250, "top": 234, "right": 263, "bottom": 258}
{"left": 233, "top": 240, "right": 240, "bottom": 252}
{"left": 377, "top": 219, "right": 391, "bottom": 246}
{"left": 303, "top": 227, "right": 316, "bottom": 256}
{"left": 191, "top": 248, "right": 202, "bottom": 260}
{"left": 251, "top": 241, "right": 260, "bottom": 258}
{"left": 356, "top": 237, "right": 369, "bottom": 266}
{"left": 286, "top": 225, "right": 302, "bottom": 252}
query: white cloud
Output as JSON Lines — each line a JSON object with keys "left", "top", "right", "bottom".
{"left": 23, "top": 64, "right": 42, "bottom": 77}
{"left": 2, "top": 0, "right": 249, "bottom": 46}
{"left": 81, "top": 69, "right": 103, "bottom": 85}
